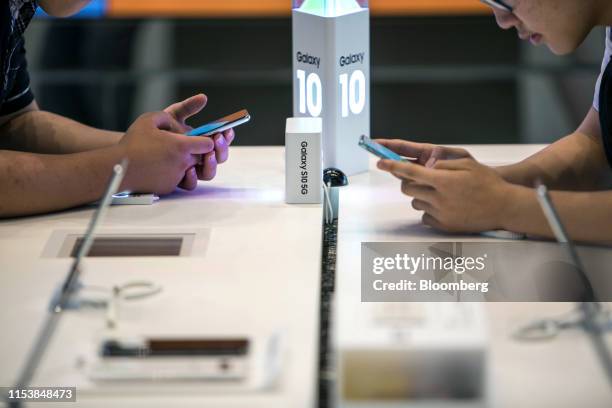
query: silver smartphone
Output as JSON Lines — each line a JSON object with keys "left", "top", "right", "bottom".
{"left": 358, "top": 135, "right": 404, "bottom": 161}
{"left": 187, "top": 109, "right": 251, "bottom": 137}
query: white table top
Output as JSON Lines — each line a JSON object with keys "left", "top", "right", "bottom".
{"left": 0, "top": 147, "right": 322, "bottom": 408}
{"left": 335, "top": 145, "right": 612, "bottom": 408}
{"left": 3, "top": 144, "right": 612, "bottom": 408}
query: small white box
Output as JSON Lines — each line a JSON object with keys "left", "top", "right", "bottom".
{"left": 285, "top": 117, "right": 323, "bottom": 204}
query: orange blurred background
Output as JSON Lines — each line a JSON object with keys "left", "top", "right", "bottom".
{"left": 108, "top": 0, "right": 490, "bottom": 18}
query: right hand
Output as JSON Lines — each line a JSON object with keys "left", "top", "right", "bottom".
{"left": 375, "top": 139, "right": 473, "bottom": 168}
{"left": 119, "top": 112, "right": 215, "bottom": 195}
{"left": 163, "top": 94, "right": 236, "bottom": 189}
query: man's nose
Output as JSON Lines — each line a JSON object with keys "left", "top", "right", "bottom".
{"left": 493, "top": 9, "right": 519, "bottom": 30}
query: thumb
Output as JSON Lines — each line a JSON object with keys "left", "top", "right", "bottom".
{"left": 179, "top": 135, "right": 215, "bottom": 155}
{"left": 164, "top": 94, "right": 208, "bottom": 122}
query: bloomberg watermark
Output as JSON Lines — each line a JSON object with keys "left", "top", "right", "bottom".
{"left": 361, "top": 242, "right": 612, "bottom": 302}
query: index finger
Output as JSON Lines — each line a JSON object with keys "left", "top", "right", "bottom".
{"left": 377, "top": 159, "right": 438, "bottom": 186}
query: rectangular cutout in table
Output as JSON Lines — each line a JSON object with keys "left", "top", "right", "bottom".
{"left": 70, "top": 236, "right": 184, "bottom": 257}
{"left": 50, "top": 233, "right": 197, "bottom": 258}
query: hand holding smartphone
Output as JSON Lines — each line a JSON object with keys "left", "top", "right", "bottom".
{"left": 186, "top": 109, "right": 250, "bottom": 168}
{"left": 187, "top": 109, "right": 251, "bottom": 137}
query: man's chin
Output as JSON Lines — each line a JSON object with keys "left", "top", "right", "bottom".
{"left": 546, "top": 31, "right": 593, "bottom": 56}
{"left": 546, "top": 42, "right": 575, "bottom": 56}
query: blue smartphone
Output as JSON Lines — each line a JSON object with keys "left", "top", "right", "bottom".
{"left": 358, "top": 135, "right": 404, "bottom": 161}
{"left": 186, "top": 109, "right": 251, "bottom": 137}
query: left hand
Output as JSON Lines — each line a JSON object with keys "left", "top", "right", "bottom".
{"left": 164, "top": 94, "right": 236, "bottom": 190}
{"left": 377, "top": 157, "right": 514, "bottom": 233}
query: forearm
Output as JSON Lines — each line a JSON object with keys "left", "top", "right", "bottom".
{"left": 496, "top": 108, "right": 611, "bottom": 190}
{"left": 0, "top": 146, "right": 128, "bottom": 217}
{"left": 502, "top": 185, "right": 612, "bottom": 243}
{"left": 496, "top": 131, "right": 611, "bottom": 190}
{"left": 0, "top": 109, "right": 123, "bottom": 154}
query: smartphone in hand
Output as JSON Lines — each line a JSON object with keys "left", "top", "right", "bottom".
{"left": 358, "top": 135, "right": 404, "bottom": 162}
{"left": 187, "top": 109, "right": 251, "bottom": 137}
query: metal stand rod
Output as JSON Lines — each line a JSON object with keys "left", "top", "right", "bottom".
{"left": 580, "top": 302, "right": 612, "bottom": 387}
{"left": 5, "top": 162, "right": 126, "bottom": 408}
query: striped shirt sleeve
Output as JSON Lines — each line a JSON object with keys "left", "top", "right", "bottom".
{"left": 0, "top": 40, "right": 34, "bottom": 116}
{"left": 594, "top": 27, "right": 612, "bottom": 112}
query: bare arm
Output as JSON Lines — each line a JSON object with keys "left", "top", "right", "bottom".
{"left": 377, "top": 106, "right": 612, "bottom": 243}
{"left": 502, "top": 186, "right": 612, "bottom": 243}
{"left": 496, "top": 108, "right": 612, "bottom": 190}
{"left": 0, "top": 94, "right": 234, "bottom": 218}
{"left": 377, "top": 154, "right": 612, "bottom": 244}
{"left": 0, "top": 146, "right": 127, "bottom": 217}
{"left": 0, "top": 101, "right": 123, "bottom": 154}
{"left": 0, "top": 101, "right": 126, "bottom": 216}
{"left": 497, "top": 105, "right": 612, "bottom": 242}
{"left": 0, "top": 111, "right": 215, "bottom": 218}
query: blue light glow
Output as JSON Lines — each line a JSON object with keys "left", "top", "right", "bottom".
{"left": 297, "top": 0, "right": 364, "bottom": 17}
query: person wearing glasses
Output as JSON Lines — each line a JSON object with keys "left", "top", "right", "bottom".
{"left": 0, "top": 0, "right": 234, "bottom": 217}
{"left": 377, "top": 0, "right": 612, "bottom": 243}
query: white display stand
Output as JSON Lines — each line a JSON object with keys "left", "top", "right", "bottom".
{"left": 292, "top": 0, "right": 370, "bottom": 175}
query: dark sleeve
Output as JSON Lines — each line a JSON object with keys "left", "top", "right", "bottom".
{"left": 598, "top": 61, "right": 612, "bottom": 168}
{"left": 0, "top": 40, "right": 34, "bottom": 116}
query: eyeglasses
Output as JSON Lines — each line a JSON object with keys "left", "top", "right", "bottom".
{"left": 480, "top": 0, "right": 513, "bottom": 12}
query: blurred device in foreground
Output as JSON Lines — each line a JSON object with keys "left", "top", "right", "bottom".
{"left": 335, "top": 303, "right": 488, "bottom": 407}
{"left": 91, "top": 338, "right": 250, "bottom": 381}
{"left": 111, "top": 193, "right": 159, "bottom": 205}
{"left": 82, "top": 333, "right": 284, "bottom": 391}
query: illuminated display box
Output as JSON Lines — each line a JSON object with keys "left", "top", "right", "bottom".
{"left": 292, "top": 0, "right": 370, "bottom": 175}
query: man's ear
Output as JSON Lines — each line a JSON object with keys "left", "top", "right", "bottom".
{"left": 37, "top": 0, "right": 91, "bottom": 17}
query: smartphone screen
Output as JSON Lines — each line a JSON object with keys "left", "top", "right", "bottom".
{"left": 187, "top": 109, "right": 250, "bottom": 137}
{"left": 358, "top": 135, "right": 404, "bottom": 161}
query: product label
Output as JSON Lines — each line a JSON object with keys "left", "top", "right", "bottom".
{"left": 296, "top": 51, "right": 321, "bottom": 69}
{"left": 300, "top": 141, "right": 309, "bottom": 195}
{"left": 339, "top": 52, "right": 365, "bottom": 67}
